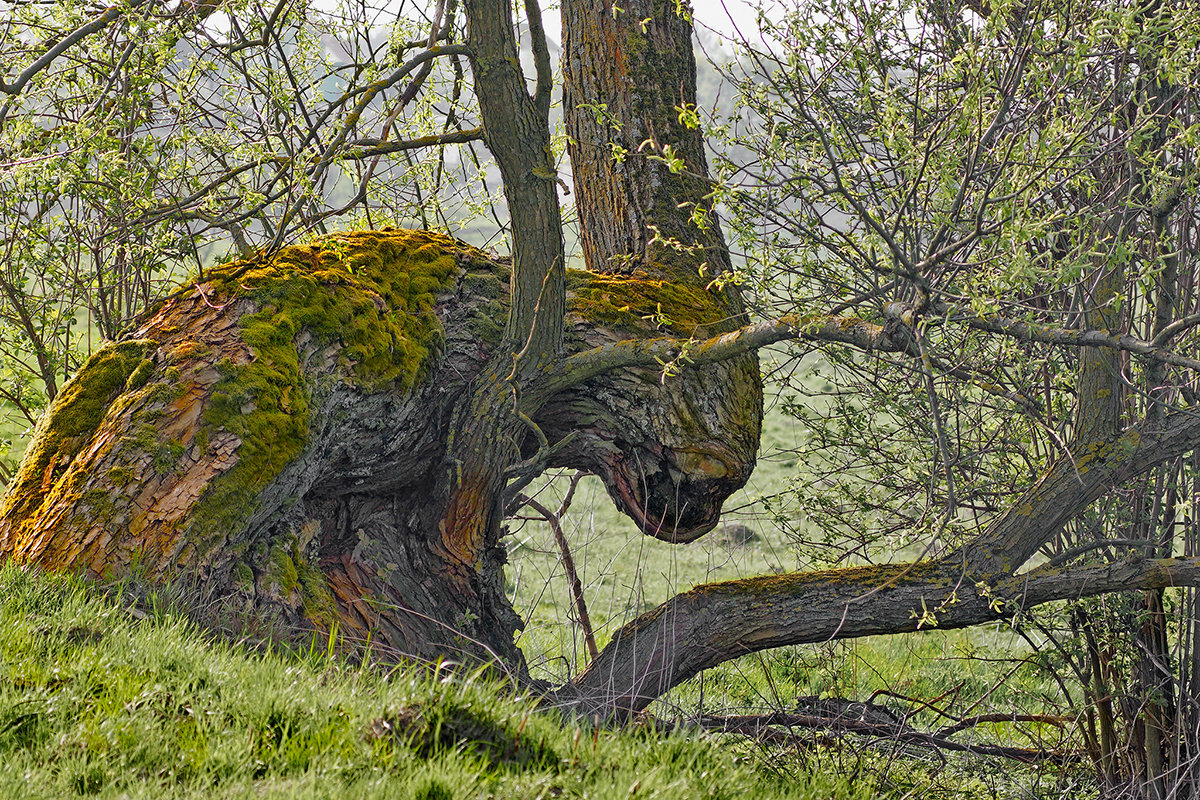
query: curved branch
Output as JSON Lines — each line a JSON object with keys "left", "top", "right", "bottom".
{"left": 562, "top": 556, "right": 1200, "bottom": 718}
{"left": 545, "top": 309, "right": 1200, "bottom": 397}
{"left": 1151, "top": 310, "right": 1200, "bottom": 347}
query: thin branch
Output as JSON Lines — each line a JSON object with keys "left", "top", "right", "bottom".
{"left": 696, "top": 711, "right": 1080, "bottom": 764}
{"left": 522, "top": 0, "right": 553, "bottom": 121}
{"left": 0, "top": 1, "right": 147, "bottom": 97}
{"left": 342, "top": 127, "right": 485, "bottom": 159}
{"left": 547, "top": 309, "right": 1200, "bottom": 399}
{"left": 520, "top": 479, "right": 598, "bottom": 660}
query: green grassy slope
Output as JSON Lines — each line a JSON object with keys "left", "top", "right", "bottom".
{"left": 0, "top": 563, "right": 871, "bottom": 800}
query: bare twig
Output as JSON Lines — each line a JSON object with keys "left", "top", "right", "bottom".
{"left": 517, "top": 474, "right": 598, "bottom": 660}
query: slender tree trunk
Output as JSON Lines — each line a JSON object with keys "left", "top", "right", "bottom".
{"left": 427, "top": 0, "right": 569, "bottom": 669}
{"left": 563, "top": 0, "right": 731, "bottom": 283}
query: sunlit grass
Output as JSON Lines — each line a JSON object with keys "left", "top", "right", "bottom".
{"left": 0, "top": 562, "right": 873, "bottom": 800}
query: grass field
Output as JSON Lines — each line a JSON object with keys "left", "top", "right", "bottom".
{"left": 0, "top": 562, "right": 878, "bottom": 799}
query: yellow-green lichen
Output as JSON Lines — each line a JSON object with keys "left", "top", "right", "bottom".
{"left": 295, "top": 558, "right": 337, "bottom": 627}
{"left": 268, "top": 544, "right": 300, "bottom": 593}
{"left": 142, "top": 380, "right": 185, "bottom": 406}
{"left": 187, "top": 230, "right": 480, "bottom": 550}
{"left": 209, "top": 229, "right": 477, "bottom": 392}
{"left": 0, "top": 339, "right": 157, "bottom": 524}
{"left": 566, "top": 269, "right": 725, "bottom": 334}
{"left": 107, "top": 467, "right": 135, "bottom": 488}
{"left": 124, "top": 359, "right": 156, "bottom": 392}
{"left": 153, "top": 440, "right": 186, "bottom": 473}
{"left": 691, "top": 561, "right": 946, "bottom": 599}
{"left": 118, "top": 423, "right": 185, "bottom": 474}
{"left": 231, "top": 561, "right": 254, "bottom": 589}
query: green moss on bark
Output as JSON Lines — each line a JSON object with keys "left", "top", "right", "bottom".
{"left": 187, "top": 230, "right": 482, "bottom": 549}
{"left": 566, "top": 269, "right": 725, "bottom": 334}
{"left": 209, "top": 229, "right": 477, "bottom": 392}
{"left": 266, "top": 543, "right": 336, "bottom": 627}
{"left": 0, "top": 340, "right": 157, "bottom": 524}
{"left": 231, "top": 561, "right": 254, "bottom": 589}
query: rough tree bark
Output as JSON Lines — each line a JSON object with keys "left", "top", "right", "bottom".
{"left": 0, "top": 0, "right": 765, "bottom": 686}
{"left": 556, "top": 0, "right": 763, "bottom": 540}
{"left": 0, "top": 228, "right": 761, "bottom": 669}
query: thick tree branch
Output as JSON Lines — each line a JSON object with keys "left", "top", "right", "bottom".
{"left": 545, "top": 314, "right": 918, "bottom": 394}
{"left": 958, "top": 312, "right": 1200, "bottom": 371}
{"left": 562, "top": 556, "right": 1200, "bottom": 718}
{"left": 957, "top": 408, "right": 1200, "bottom": 573}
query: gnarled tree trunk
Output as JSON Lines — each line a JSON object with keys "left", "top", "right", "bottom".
{"left": 0, "top": 227, "right": 762, "bottom": 670}
{"left": 0, "top": 0, "right": 767, "bottom": 690}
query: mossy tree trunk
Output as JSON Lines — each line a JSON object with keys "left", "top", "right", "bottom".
{"left": 5, "top": 0, "right": 1200, "bottom": 727}
{"left": 0, "top": 0, "right": 766, "bottom": 677}
{"left": 0, "top": 222, "right": 763, "bottom": 671}
{"left": 0, "top": 232, "right": 528, "bottom": 664}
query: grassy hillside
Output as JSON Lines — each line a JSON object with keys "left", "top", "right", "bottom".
{"left": 0, "top": 562, "right": 874, "bottom": 800}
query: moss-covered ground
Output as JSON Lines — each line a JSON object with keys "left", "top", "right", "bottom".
{"left": 0, "top": 562, "right": 871, "bottom": 800}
